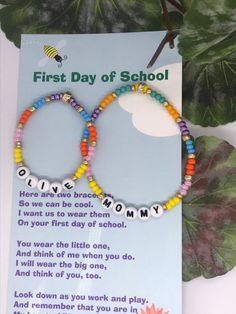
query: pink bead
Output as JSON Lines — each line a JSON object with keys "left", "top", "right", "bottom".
{"left": 16, "top": 128, "right": 22, "bottom": 135}
{"left": 15, "top": 135, "right": 22, "bottom": 141}
{"left": 89, "top": 147, "right": 95, "bottom": 152}
{"left": 180, "top": 189, "right": 187, "bottom": 196}
{"left": 181, "top": 184, "right": 189, "bottom": 190}
{"left": 185, "top": 180, "right": 192, "bottom": 186}
{"left": 86, "top": 168, "right": 92, "bottom": 176}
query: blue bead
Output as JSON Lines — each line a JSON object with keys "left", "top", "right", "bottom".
{"left": 188, "top": 149, "right": 195, "bottom": 154}
{"left": 126, "top": 85, "right": 131, "bottom": 91}
{"left": 121, "top": 86, "right": 126, "bottom": 93}
{"left": 151, "top": 91, "right": 157, "bottom": 98}
{"left": 187, "top": 145, "right": 194, "bottom": 150}
{"left": 186, "top": 140, "right": 193, "bottom": 145}
{"left": 159, "top": 97, "right": 166, "bottom": 103}
{"left": 155, "top": 94, "right": 161, "bottom": 100}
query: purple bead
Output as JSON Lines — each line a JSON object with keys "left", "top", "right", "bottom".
{"left": 181, "top": 127, "right": 188, "bottom": 132}
{"left": 55, "top": 94, "right": 60, "bottom": 100}
{"left": 71, "top": 101, "right": 77, "bottom": 108}
{"left": 95, "top": 108, "right": 100, "bottom": 114}
{"left": 50, "top": 95, "right": 55, "bottom": 100}
{"left": 182, "top": 131, "right": 190, "bottom": 135}
{"left": 69, "top": 98, "right": 75, "bottom": 104}
{"left": 59, "top": 93, "right": 64, "bottom": 99}
{"left": 178, "top": 121, "right": 186, "bottom": 126}
{"left": 74, "top": 105, "right": 80, "bottom": 110}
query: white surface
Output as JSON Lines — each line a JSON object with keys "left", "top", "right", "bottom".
{"left": 0, "top": 30, "right": 236, "bottom": 314}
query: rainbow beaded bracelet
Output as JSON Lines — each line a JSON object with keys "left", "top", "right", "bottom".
{"left": 82, "top": 83, "right": 196, "bottom": 220}
{"left": 14, "top": 92, "right": 97, "bottom": 194}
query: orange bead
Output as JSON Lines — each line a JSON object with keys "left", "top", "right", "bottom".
{"left": 166, "top": 105, "right": 173, "bottom": 112}
{"left": 107, "top": 94, "right": 114, "bottom": 102}
{"left": 173, "top": 112, "right": 180, "bottom": 119}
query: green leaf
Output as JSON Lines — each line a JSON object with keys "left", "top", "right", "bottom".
{"left": 0, "top": 0, "right": 163, "bottom": 48}
{"left": 183, "top": 136, "right": 236, "bottom": 281}
{"left": 182, "top": 55, "right": 236, "bottom": 126}
{"left": 179, "top": 0, "right": 236, "bottom": 64}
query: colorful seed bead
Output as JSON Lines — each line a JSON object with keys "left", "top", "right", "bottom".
{"left": 14, "top": 92, "right": 97, "bottom": 193}
{"left": 81, "top": 83, "right": 196, "bottom": 220}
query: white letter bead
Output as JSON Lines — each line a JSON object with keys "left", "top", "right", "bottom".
{"left": 49, "top": 182, "right": 63, "bottom": 194}
{"left": 125, "top": 207, "right": 138, "bottom": 220}
{"left": 17, "top": 166, "right": 30, "bottom": 179}
{"left": 37, "top": 179, "right": 50, "bottom": 192}
{"left": 150, "top": 203, "right": 164, "bottom": 218}
{"left": 101, "top": 197, "right": 114, "bottom": 209}
{"left": 25, "top": 175, "right": 38, "bottom": 188}
{"left": 138, "top": 207, "right": 151, "bottom": 220}
{"left": 62, "top": 178, "right": 75, "bottom": 190}
{"left": 113, "top": 202, "right": 126, "bottom": 215}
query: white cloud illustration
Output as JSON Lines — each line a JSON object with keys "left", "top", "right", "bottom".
{"left": 119, "top": 63, "right": 182, "bottom": 137}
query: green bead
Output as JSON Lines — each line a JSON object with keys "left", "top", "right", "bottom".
{"left": 126, "top": 85, "right": 132, "bottom": 91}
{"left": 115, "top": 89, "right": 121, "bottom": 96}
{"left": 151, "top": 91, "right": 157, "bottom": 98}
{"left": 155, "top": 94, "right": 161, "bottom": 100}
{"left": 121, "top": 86, "right": 126, "bottom": 93}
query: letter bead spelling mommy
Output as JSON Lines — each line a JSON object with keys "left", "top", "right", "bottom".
{"left": 82, "top": 83, "right": 196, "bottom": 220}
{"left": 14, "top": 92, "right": 97, "bottom": 194}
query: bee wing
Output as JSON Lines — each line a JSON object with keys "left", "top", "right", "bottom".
{"left": 38, "top": 57, "right": 49, "bottom": 67}
{"left": 55, "top": 39, "right": 67, "bottom": 50}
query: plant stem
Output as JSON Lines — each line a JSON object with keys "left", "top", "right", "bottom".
{"left": 166, "top": 0, "right": 185, "bottom": 13}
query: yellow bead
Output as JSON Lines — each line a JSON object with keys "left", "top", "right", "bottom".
{"left": 165, "top": 203, "right": 172, "bottom": 210}
{"left": 14, "top": 148, "right": 22, "bottom": 153}
{"left": 75, "top": 172, "right": 83, "bottom": 178}
{"left": 81, "top": 164, "right": 88, "bottom": 170}
{"left": 76, "top": 167, "right": 84, "bottom": 174}
{"left": 134, "top": 83, "right": 139, "bottom": 91}
{"left": 15, "top": 157, "right": 23, "bottom": 163}
{"left": 95, "top": 188, "right": 103, "bottom": 195}
{"left": 91, "top": 186, "right": 98, "bottom": 192}
{"left": 173, "top": 196, "right": 180, "bottom": 204}
{"left": 89, "top": 181, "right": 97, "bottom": 188}
{"left": 92, "top": 186, "right": 100, "bottom": 193}
{"left": 169, "top": 199, "right": 175, "bottom": 206}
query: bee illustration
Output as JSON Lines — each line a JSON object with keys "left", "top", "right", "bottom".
{"left": 38, "top": 40, "right": 67, "bottom": 68}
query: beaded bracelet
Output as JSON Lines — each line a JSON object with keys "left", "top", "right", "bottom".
{"left": 82, "top": 83, "right": 196, "bottom": 220}
{"left": 14, "top": 92, "right": 97, "bottom": 194}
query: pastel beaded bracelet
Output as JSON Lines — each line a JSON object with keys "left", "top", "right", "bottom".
{"left": 14, "top": 92, "right": 97, "bottom": 194}
{"left": 82, "top": 83, "right": 196, "bottom": 220}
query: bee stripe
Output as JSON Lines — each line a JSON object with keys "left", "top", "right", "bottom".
{"left": 44, "top": 46, "right": 58, "bottom": 59}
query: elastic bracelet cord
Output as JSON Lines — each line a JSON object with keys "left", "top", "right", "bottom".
{"left": 14, "top": 92, "right": 97, "bottom": 194}
{"left": 81, "top": 83, "right": 196, "bottom": 220}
